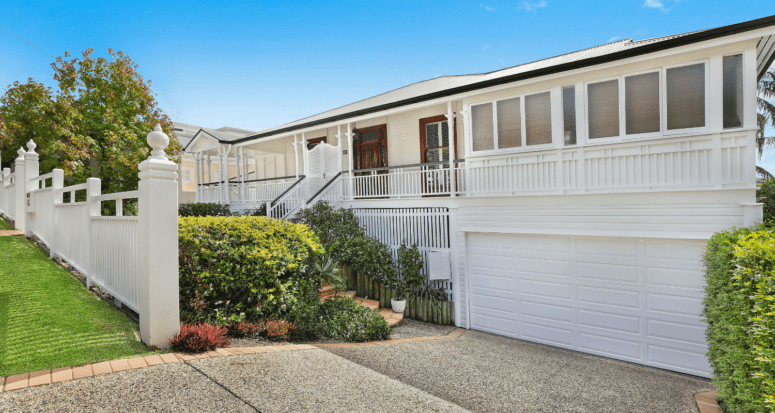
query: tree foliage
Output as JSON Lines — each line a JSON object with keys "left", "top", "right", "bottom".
{"left": 0, "top": 48, "right": 180, "bottom": 193}
{"left": 757, "top": 68, "right": 775, "bottom": 159}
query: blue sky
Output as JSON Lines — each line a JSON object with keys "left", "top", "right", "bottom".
{"left": 1, "top": 1, "right": 774, "bottom": 166}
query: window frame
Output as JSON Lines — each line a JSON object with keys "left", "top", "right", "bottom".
{"left": 662, "top": 59, "right": 710, "bottom": 136}
{"left": 468, "top": 88, "right": 555, "bottom": 156}
{"left": 584, "top": 75, "right": 623, "bottom": 143}
{"left": 419, "top": 114, "right": 457, "bottom": 164}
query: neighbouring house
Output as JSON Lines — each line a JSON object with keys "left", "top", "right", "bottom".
{"left": 171, "top": 122, "right": 253, "bottom": 204}
{"left": 183, "top": 15, "right": 775, "bottom": 377}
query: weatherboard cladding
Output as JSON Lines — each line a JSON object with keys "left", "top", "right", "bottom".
{"left": 215, "top": 15, "right": 775, "bottom": 146}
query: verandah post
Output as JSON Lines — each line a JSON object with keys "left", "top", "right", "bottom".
{"left": 138, "top": 124, "right": 180, "bottom": 348}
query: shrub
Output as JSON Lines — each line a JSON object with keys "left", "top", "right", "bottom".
{"left": 259, "top": 320, "right": 297, "bottom": 341}
{"left": 178, "top": 202, "right": 232, "bottom": 217}
{"left": 178, "top": 216, "right": 324, "bottom": 324}
{"left": 226, "top": 320, "right": 262, "bottom": 338}
{"left": 170, "top": 323, "right": 230, "bottom": 353}
{"left": 320, "top": 296, "right": 391, "bottom": 342}
{"left": 703, "top": 224, "right": 775, "bottom": 412}
{"left": 757, "top": 180, "right": 775, "bottom": 224}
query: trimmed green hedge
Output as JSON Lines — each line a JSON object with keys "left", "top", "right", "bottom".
{"left": 179, "top": 202, "right": 231, "bottom": 217}
{"left": 178, "top": 216, "right": 324, "bottom": 324}
{"left": 704, "top": 224, "right": 775, "bottom": 412}
{"left": 758, "top": 180, "right": 775, "bottom": 224}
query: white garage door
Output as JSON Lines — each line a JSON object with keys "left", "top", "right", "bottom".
{"left": 467, "top": 233, "right": 711, "bottom": 377}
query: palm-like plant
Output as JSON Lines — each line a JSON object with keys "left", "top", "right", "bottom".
{"left": 757, "top": 68, "right": 775, "bottom": 156}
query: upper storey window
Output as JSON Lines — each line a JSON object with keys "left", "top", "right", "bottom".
{"left": 471, "top": 90, "right": 553, "bottom": 153}
{"left": 666, "top": 63, "right": 706, "bottom": 130}
{"left": 722, "top": 54, "right": 743, "bottom": 129}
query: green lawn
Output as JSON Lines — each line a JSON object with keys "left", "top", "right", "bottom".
{"left": 0, "top": 218, "right": 12, "bottom": 230}
{"left": 0, "top": 236, "right": 161, "bottom": 377}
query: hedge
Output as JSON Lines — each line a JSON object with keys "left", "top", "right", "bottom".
{"left": 758, "top": 179, "right": 775, "bottom": 224}
{"left": 703, "top": 224, "right": 775, "bottom": 412}
{"left": 178, "top": 216, "right": 324, "bottom": 324}
{"left": 178, "top": 202, "right": 231, "bottom": 217}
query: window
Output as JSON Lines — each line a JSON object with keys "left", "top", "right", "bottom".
{"left": 497, "top": 97, "right": 521, "bottom": 148}
{"left": 723, "top": 54, "right": 743, "bottom": 129}
{"left": 666, "top": 63, "right": 705, "bottom": 130}
{"left": 525, "top": 92, "right": 552, "bottom": 146}
{"left": 625, "top": 72, "right": 660, "bottom": 135}
{"left": 562, "top": 86, "right": 576, "bottom": 145}
{"left": 420, "top": 115, "right": 456, "bottom": 163}
{"left": 470, "top": 90, "right": 554, "bottom": 153}
{"left": 588, "top": 79, "right": 620, "bottom": 139}
{"left": 471, "top": 103, "right": 494, "bottom": 151}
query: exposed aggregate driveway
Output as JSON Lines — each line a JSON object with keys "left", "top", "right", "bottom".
{"left": 0, "top": 328, "right": 714, "bottom": 413}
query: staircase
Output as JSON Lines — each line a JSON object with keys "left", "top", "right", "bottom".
{"left": 318, "top": 281, "right": 403, "bottom": 327}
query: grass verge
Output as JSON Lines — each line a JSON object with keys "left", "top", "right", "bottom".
{"left": 0, "top": 236, "right": 161, "bottom": 377}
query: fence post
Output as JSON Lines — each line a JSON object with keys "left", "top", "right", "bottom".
{"left": 24, "top": 140, "right": 40, "bottom": 238}
{"left": 50, "top": 169, "right": 64, "bottom": 259}
{"left": 86, "top": 177, "right": 101, "bottom": 288}
{"left": 14, "top": 147, "right": 26, "bottom": 232}
{"left": 0, "top": 166, "right": 6, "bottom": 216}
{"left": 138, "top": 124, "right": 180, "bottom": 348}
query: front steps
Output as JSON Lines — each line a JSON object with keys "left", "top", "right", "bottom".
{"left": 319, "top": 281, "right": 403, "bottom": 327}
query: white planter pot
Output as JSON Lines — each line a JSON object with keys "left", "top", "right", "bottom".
{"left": 391, "top": 298, "right": 406, "bottom": 313}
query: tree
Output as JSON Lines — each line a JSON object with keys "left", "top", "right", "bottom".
{"left": 756, "top": 67, "right": 775, "bottom": 181}
{"left": 0, "top": 49, "right": 180, "bottom": 194}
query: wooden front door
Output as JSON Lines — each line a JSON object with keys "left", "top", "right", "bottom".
{"left": 419, "top": 115, "right": 457, "bottom": 195}
{"left": 353, "top": 124, "right": 388, "bottom": 172}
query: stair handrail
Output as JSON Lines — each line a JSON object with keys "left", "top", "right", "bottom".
{"left": 307, "top": 171, "right": 344, "bottom": 206}
{"left": 267, "top": 175, "right": 308, "bottom": 220}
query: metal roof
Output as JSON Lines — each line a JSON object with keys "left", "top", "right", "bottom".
{"left": 215, "top": 15, "right": 775, "bottom": 146}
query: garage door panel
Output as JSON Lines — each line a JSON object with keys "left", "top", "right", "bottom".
{"left": 471, "top": 312, "right": 517, "bottom": 337}
{"left": 518, "top": 257, "right": 572, "bottom": 277}
{"left": 514, "top": 235, "right": 573, "bottom": 252}
{"left": 578, "top": 309, "right": 641, "bottom": 335}
{"left": 648, "top": 345, "right": 711, "bottom": 375}
{"left": 521, "top": 321, "right": 575, "bottom": 347}
{"left": 576, "top": 261, "right": 640, "bottom": 283}
{"left": 577, "top": 285, "right": 640, "bottom": 309}
{"left": 647, "top": 319, "right": 707, "bottom": 345}
{"left": 471, "top": 293, "right": 515, "bottom": 313}
{"left": 576, "top": 237, "right": 640, "bottom": 256}
{"left": 646, "top": 267, "right": 705, "bottom": 289}
{"left": 579, "top": 332, "right": 642, "bottom": 361}
{"left": 467, "top": 233, "right": 711, "bottom": 377}
{"left": 520, "top": 279, "right": 573, "bottom": 300}
{"left": 646, "top": 293, "right": 704, "bottom": 317}
{"left": 521, "top": 300, "right": 574, "bottom": 323}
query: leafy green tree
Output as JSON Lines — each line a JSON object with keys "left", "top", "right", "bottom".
{"left": 0, "top": 48, "right": 180, "bottom": 194}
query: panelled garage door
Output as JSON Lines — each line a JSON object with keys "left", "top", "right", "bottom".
{"left": 466, "top": 233, "right": 710, "bottom": 377}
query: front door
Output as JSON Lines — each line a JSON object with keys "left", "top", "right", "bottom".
{"left": 353, "top": 124, "right": 388, "bottom": 171}
{"left": 420, "top": 115, "right": 457, "bottom": 195}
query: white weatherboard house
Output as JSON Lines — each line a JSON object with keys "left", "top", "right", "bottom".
{"left": 184, "top": 16, "right": 775, "bottom": 377}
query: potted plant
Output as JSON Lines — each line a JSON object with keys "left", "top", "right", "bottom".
{"left": 391, "top": 278, "right": 408, "bottom": 313}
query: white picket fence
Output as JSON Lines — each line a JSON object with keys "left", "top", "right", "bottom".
{"left": 0, "top": 127, "right": 180, "bottom": 349}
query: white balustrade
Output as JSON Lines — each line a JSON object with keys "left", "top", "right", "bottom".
{"left": 267, "top": 177, "right": 308, "bottom": 220}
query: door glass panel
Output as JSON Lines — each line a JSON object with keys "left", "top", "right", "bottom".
{"left": 426, "top": 123, "right": 439, "bottom": 148}
{"left": 362, "top": 130, "right": 379, "bottom": 142}
{"left": 441, "top": 121, "right": 449, "bottom": 147}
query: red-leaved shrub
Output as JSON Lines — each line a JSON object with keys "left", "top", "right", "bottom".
{"left": 170, "top": 323, "right": 230, "bottom": 353}
{"left": 226, "top": 320, "right": 262, "bottom": 338}
{"left": 259, "top": 320, "right": 296, "bottom": 341}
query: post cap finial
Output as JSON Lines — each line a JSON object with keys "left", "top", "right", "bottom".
{"left": 26, "top": 139, "right": 37, "bottom": 154}
{"left": 16, "top": 147, "right": 26, "bottom": 159}
{"left": 146, "top": 123, "right": 170, "bottom": 159}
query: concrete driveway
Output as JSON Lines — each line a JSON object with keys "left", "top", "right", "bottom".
{"left": 0, "top": 329, "right": 713, "bottom": 412}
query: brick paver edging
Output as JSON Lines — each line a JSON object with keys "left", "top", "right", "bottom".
{"left": 0, "top": 328, "right": 468, "bottom": 393}
{"left": 0, "top": 230, "right": 23, "bottom": 236}
{"left": 695, "top": 391, "right": 723, "bottom": 413}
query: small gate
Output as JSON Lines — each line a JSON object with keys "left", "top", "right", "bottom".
{"left": 307, "top": 143, "right": 339, "bottom": 198}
